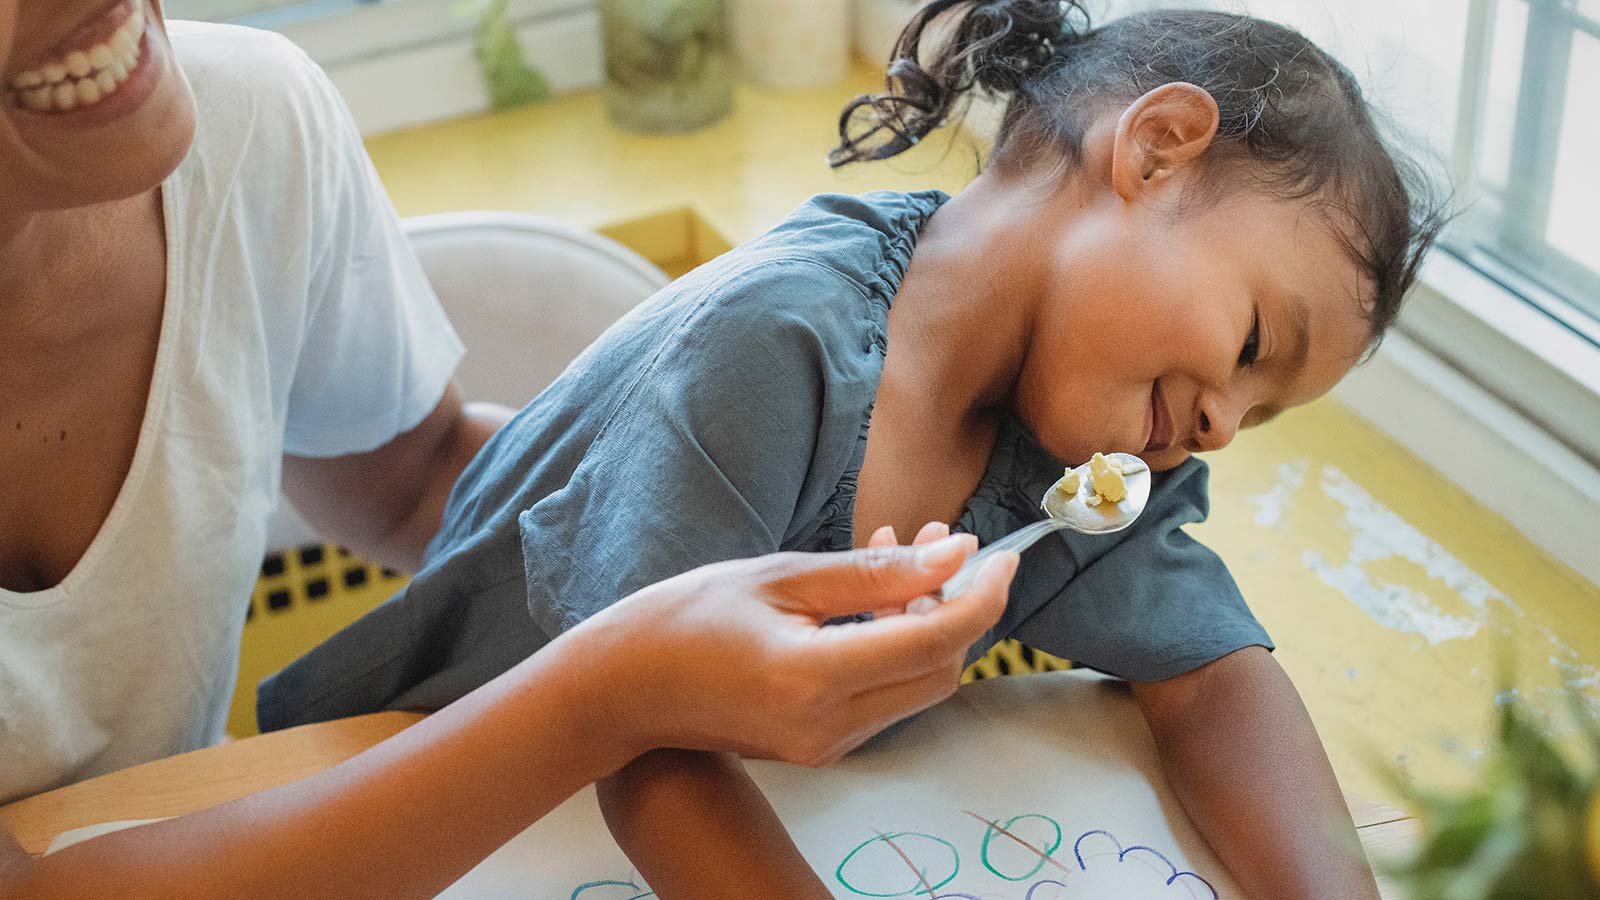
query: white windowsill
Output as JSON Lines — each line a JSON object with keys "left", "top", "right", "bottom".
{"left": 270, "top": 0, "right": 604, "bottom": 135}
{"left": 1403, "top": 250, "right": 1600, "bottom": 459}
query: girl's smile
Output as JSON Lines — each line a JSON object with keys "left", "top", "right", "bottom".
{"left": 1145, "top": 381, "right": 1174, "bottom": 453}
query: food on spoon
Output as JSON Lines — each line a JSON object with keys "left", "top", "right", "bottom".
{"left": 1055, "top": 468, "right": 1082, "bottom": 495}
{"left": 1088, "top": 452, "right": 1127, "bottom": 504}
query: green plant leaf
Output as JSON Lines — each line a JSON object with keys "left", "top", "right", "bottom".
{"left": 472, "top": 0, "right": 550, "bottom": 111}
{"left": 1377, "top": 673, "right": 1600, "bottom": 900}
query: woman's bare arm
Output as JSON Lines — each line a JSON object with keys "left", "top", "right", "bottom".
{"left": 282, "top": 383, "right": 513, "bottom": 573}
{"left": 1, "top": 625, "right": 628, "bottom": 900}
{"left": 1, "top": 537, "right": 1013, "bottom": 900}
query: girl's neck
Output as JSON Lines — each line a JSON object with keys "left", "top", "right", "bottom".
{"left": 855, "top": 172, "right": 1070, "bottom": 541}
{"left": 887, "top": 171, "right": 1059, "bottom": 429}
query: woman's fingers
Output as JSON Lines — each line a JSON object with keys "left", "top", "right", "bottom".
{"left": 867, "top": 521, "right": 948, "bottom": 550}
{"left": 839, "top": 658, "right": 971, "bottom": 741}
{"left": 868, "top": 525, "right": 897, "bottom": 548}
{"left": 598, "top": 537, "right": 1010, "bottom": 759}
{"left": 765, "top": 534, "right": 979, "bottom": 619}
{"left": 869, "top": 522, "right": 956, "bottom": 618}
{"left": 802, "top": 550, "right": 1018, "bottom": 690}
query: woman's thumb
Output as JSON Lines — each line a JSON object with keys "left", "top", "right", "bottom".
{"left": 773, "top": 535, "right": 978, "bottom": 617}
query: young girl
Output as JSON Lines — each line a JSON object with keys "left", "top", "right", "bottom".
{"left": 262, "top": 2, "right": 1443, "bottom": 898}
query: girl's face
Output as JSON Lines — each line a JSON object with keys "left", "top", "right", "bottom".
{"left": 1014, "top": 181, "right": 1373, "bottom": 472}
{"left": 0, "top": 0, "right": 195, "bottom": 215}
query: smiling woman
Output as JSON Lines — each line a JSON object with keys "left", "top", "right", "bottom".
{"left": 0, "top": 0, "right": 462, "bottom": 801}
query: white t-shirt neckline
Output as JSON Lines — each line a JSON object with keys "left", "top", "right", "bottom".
{"left": 0, "top": 181, "right": 186, "bottom": 612}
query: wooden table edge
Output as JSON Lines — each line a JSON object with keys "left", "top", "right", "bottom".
{"left": 2, "top": 711, "right": 424, "bottom": 856}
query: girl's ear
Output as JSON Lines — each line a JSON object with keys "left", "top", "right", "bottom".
{"left": 1111, "top": 82, "right": 1221, "bottom": 201}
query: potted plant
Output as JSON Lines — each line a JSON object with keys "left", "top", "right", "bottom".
{"left": 598, "top": 0, "right": 732, "bottom": 133}
{"left": 472, "top": 0, "right": 550, "bottom": 111}
{"left": 1381, "top": 686, "right": 1600, "bottom": 900}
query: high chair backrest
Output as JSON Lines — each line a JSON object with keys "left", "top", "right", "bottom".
{"left": 265, "top": 212, "right": 670, "bottom": 551}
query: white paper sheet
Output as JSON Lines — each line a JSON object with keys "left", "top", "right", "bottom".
{"left": 439, "top": 670, "right": 1239, "bottom": 899}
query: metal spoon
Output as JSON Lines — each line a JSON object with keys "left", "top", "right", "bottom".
{"left": 936, "top": 452, "right": 1152, "bottom": 600}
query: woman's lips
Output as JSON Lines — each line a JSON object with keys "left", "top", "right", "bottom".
{"left": 1144, "top": 381, "right": 1174, "bottom": 452}
{"left": 10, "top": 0, "right": 137, "bottom": 77}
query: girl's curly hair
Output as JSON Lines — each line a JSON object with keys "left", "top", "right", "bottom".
{"left": 832, "top": 1, "right": 1448, "bottom": 345}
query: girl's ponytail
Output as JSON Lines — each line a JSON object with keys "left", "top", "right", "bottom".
{"left": 829, "top": 0, "right": 1089, "bottom": 168}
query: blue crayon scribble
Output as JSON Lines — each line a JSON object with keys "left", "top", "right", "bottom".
{"left": 1024, "top": 879, "right": 1067, "bottom": 900}
{"left": 1073, "top": 829, "right": 1218, "bottom": 899}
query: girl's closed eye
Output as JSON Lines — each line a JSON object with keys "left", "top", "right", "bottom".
{"left": 1238, "top": 309, "right": 1261, "bottom": 368}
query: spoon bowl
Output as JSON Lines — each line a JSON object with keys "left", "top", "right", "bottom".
{"left": 935, "top": 453, "right": 1153, "bottom": 600}
{"left": 1040, "top": 452, "right": 1152, "bottom": 535}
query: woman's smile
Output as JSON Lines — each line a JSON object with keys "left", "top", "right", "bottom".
{"left": 7, "top": 0, "right": 157, "bottom": 121}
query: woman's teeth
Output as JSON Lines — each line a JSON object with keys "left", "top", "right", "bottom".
{"left": 9, "top": 6, "right": 145, "bottom": 112}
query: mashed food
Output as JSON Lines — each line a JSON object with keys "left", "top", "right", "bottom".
{"left": 1056, "top": 468, "right": 1082, "bottom": 495}
{"left": 1088, "top": 452, "right": 1127, "bottom": 504}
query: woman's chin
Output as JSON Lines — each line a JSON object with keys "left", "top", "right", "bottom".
{"left": 8, "top": 60, "right": 194, "bottom": 211}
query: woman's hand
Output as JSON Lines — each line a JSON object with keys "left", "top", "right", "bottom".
{"left": 590, "top": 524, "right": 1005, "bottom": 900}
{"left": 569, "top": 530, "right": 1016, "bottom": 768}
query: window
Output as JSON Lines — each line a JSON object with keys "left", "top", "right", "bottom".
{"left": 1450, "top": 0, "right": 1600, "bottom": 343}
{"left": 1141, "top": 0, "right": 1598, "bottom": 343}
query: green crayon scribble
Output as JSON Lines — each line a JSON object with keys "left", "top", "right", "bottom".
{"left": 836, "top": 831, "right": 961, "bottom": 897}
{"left": 978, "top": 814, "right": 1064, "bottom": 881}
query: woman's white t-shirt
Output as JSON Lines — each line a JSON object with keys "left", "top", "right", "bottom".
{"left": 0, "top": 22, "right": 464, "bottom": 803}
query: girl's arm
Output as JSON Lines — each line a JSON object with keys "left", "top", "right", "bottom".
{"left": 0, "top": 539, "right": 1012, "bottom": 900}
{"left": 597, "top": 751, "right": 835, "bottom": 900}
{"left": 1130, "top": 646, "right": 1382, "bottom": 900}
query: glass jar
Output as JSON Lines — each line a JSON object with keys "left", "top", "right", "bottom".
{"left": 599, "top": 0, "right": 734, "bottom": 134}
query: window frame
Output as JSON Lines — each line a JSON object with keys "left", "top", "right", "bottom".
{"left": 1420, "top": 2, "right": 1600, "bottom": 426}
{"left": 1446, "top": 0, "right": 1600, "bottom": 346}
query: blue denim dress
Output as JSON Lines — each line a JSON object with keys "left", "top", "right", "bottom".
{"left": 257, "top": 190, "right": 1271, "bottom": 731}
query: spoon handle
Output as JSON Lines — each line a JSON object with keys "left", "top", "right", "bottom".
{"left": 936, "top": 518, "right": 1069, "bottom": 600}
